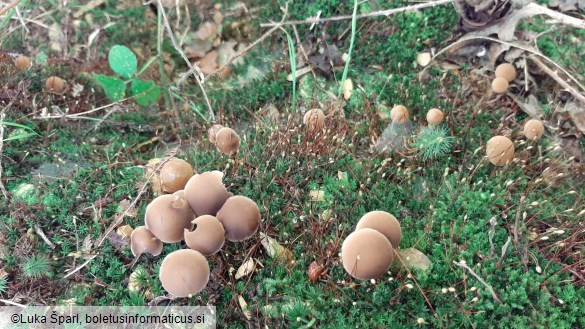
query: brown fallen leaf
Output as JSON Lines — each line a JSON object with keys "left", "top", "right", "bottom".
{"left": 235, "top": 258, "right": 256, "bottom": 280}
{"left": 145, "top": 158, "right": 163, "bottom": 196}
{"left": 308, "top": 261, "right": 326, "bottom": 283}
{"left": 238, "top": 295, "right": 252, "bottom": 320}
{"left": 260, "top": 232, "right": 294, "bottom": 265}
{"left": 199, "top": 50, "right": 218, "bottom": 75}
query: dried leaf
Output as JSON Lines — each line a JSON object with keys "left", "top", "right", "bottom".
{"left": 238, "top": 295, "right": 252, "bottom": 320}
{"left": 343, "top": 78, "right": 354, "bottom": 100}
{"left": 309, "top": 190, "right": 325, "bottom": 202}
{"left": 117, "top": 199, "right": 137, "bottom": 218}
{"left": 260, "top": 232, "right": 294, "bottom": 265}
{"left": 116, "top": 225, "right": 133, "bottom": 238}
{"left": 128, "top": 270, "right": 141, "bottom": 292}
{"left": 145, "top": 158, "right": 163, "bottom": 195}
{"left": 235, "top": 258, "right": 256, "bottom": 280}
{"left": 510, "top": 94, "right": 545, "bottom": 119}
{"left": 562, "top": 101, "right": 585, "bottom": 133}
{"left": 308, "top": 261, "right": 326, "bottom": 283}
{"left": 416, "top": 52, "right": 432, "bottom": 67}
{"left": 48, "top": 23, "right": 65, "bottom": 52}
{"left": 395, "top": 248, "right": 432, "bottom": 271}
{"left": 199, "top": 50, "right": 218, "bottom": 75}
{"left": 194, "top": 22, "right": 218, "bottom": 41}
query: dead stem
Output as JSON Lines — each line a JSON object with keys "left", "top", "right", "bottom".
{"left": 453, "top": 261, "right": 502, "bottom": 304}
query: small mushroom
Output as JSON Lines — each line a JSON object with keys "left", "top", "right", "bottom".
{"left": 159, "top": 249, "right": 209, "bottom": 297}
{"left": 426, "top": 108, "right": 444, "bottom": 126}
{"left": 160, "top": 158, "right": 195, "bottom": 193}
{"left": 491, "top": 77, "right": 508, "bottom": 94}
{"left": 144, "top": 190, "right": 195, "bottom": 243}
{"left": 45, "top": 76, "right": 66, "bottom": 94}
{"left": 495, "top": 63, "right": 516, "bottom": 82}
{"left": 130, "top": 226, "right": 163, "bottom": 257}
{"left": 303, "top": 109, "right": 325, "bottom": 132}
{"left": 341, "top": 228, "right": 394, "bottom": 280}
{"left": 486, "top": 135, "right": 515, "bottom": 166}
{"left": 215, "top": 127, "right": 240, "bottom": 155}
{"left": 390, "top": 105, "right": 409, "bottom": 123}
{"left": 184, "top": 171, "right": 232, "bottom": 216}
{"left": 217, "top": 195, "right": 260, "bottom": 242}
{"left": 14, "top": 56, "right": 31, "bottom": 71}
{"left": 356, "top": 211, "right": 401, "bottom": 249}
{"left": 523, "top": 119, "right": 544, "bottom": 141}
{"left": 207, "top": 124, "right": 224, "bottom": 144}
{"left": 184, "top": 215, "right": 225, "bottom": 256}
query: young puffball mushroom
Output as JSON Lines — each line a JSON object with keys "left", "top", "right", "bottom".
{"left": 523, "top": 119, "right": 544, "bottom": 141}
{"left": 45, "top": 76, "right": 66, "bottom": 94}
{"left": 184, "top": 171, "right": 233, "bottom": 216}
{"left": 217, "top": 195, "right": 261, "bottom": 242}
{"left": 341, "top": 228, "right": 395, "bottom": 280}
{"left": 207, "top": 124, "right": 224, "bottom": 144}
{"left": 184, "top": 215, "right": 225, "bottom": 256}
{"left": 130, "top": 226, "right": 163, "bottom": 257}
{"left": 486, "top": 135, "right": 515, "bottom": 166}
{"left": 390, "top": 105, "right": 409, "bottom": 123}
{"left": 215, "top": 127, "right": 240, "bottom": 155}
{"left": 144, "top": 190, "right": 195, "bottom": 243}
{"left": 426, "top": 108, "right": 444, "bottom": 126}
{"left": 160, "top": 158, "right": 195, "bottom": 193}
{"left": 491, "top": 77, "right": 508, "bottom": 94}
{"left": 159, "top": 249, "right": 210, "bottom": 297}
{"left": 356, "top": 211, "right": 402, "bottom": 249}
{"left": 14, "top": 56, "right": 31, "bottom": 70}
{"left": 303, "top": 109, "right": 325, "bottom": 132}
{"left": 495, "top": 63, "right": 517, "bottom": 83}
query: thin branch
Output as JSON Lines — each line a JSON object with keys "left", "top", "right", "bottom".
{"left": 63, "top": 255, "right": 98, "bottom": 279}
{"left": 260, "top": 0, "right": 455, "bottom": 27}
{"left": 0, "top": 298, "right": 26, "bottom": 308}
{"left": 0, "top": 0, "right": 22, "bottom": 17}
{"left": 0, "top": 110, "right": 8, "bottom": 199}
{"left": 530, "top": 55, "right": 585, "bottom": 105}
{"left": 34, "top": 224, "right": 56, "bottom": 249}
{"left": 453, "top": 261, "right": 502, "bottom": 304}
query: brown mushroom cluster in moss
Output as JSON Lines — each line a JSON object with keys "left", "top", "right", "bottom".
{"left": 207, "top": 125, "right": 240, "bottom": 155}
{"left": 341, "top": 210, "right": 402, "bottom": 280}
{"left": 491, "top": 62, "right": 516, "bottom": 94}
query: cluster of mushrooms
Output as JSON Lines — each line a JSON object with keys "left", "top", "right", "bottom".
{"left": 485, "top": 118, "right": 545, "bottom": 166}
{"left": 208, "top": 124, "right": 241, "bottom": 155}
{"left": 13, "top": 55, "right": 66, "bottom": 93}
{"left": 341, "top": 211, "right": 402, "bottom": 280}
{"left": 130, "top": 158, "right": 260, "bottom": 298}
{"left": 491, "top": 62, "right": 516, "bottom": 94}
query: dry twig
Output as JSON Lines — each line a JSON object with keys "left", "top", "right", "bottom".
{"left": 530, "top": 55, "right": 585, "bottom": 105}
{"left": 0, "top": 0, "right": 22, "bottom": 16}
{"left": 0, "top": 110, "right": 8, "bottom": 199}
{"left": 453, "top": 261, "right": 502, "bottom": 304}
{"left": 34, "top": 224, "right": 56, "bottom": 249}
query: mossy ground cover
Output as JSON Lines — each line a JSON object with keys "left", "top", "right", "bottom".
{"left": 0, "top": 1, "right": 583, "bottom": 328}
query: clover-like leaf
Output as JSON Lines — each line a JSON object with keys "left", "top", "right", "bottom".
{"left": 108, "top": 45, "right": 137, "bottom": 78}
{"left": 131, "top": 78, "right": 161, "bottom": 106}
{"left": 93, "top": 74, "right": 126, "bottom": 102}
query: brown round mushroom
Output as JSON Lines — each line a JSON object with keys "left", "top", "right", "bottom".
{"left": 356, "top": 211, "right": 402, "bottom": 249}
{"left": 426, "top": 108, "right": 444, "bottom": 126}
{"left": 341, "top": 228, "right": 394, "bottom": 280}
{"left": 216, "top": 195, "right": 260, "bottom": 242}
{"left": 495, "top": 63, "right": 516, "bottom": 82}
{"left": 390, "top": 105, "right": 409, "bottom": 123}
{"left": 160, "top": 158, "right": 194, "bottom": 193}
{"left": 523, "top": 119, "right": 544, "bottom": 141}
{"left": 215, "top": 127, "right": 240, "bottom": 155}
{"left": 184, "top": 171, "right": 232, "bottom": 216}
{"left": 303, "top": 109, "right": 325, "bottom": 132}
{"left": 144, "top": 190, "right": 195, "bottom": 243}
{"left": 14, "top": 56, "right": 31, "bottom": 70}
{"left": 184, "top": 215, "right": 225, "bottom": 256}
{"left": 159, "top": 249, "right": 209, "bottom": 297}
{"left": 491, "top": 77, "right": 508, "bottom": 94}
{"left": 207, "top": 124, "right": 224, "bottom": 144}
{"left": 130, "top": 226, "right": 163, "bottom": 257}
{"left": 45, "top": 76, "right": 66, "bottom": 94}
{"left": 486, "top": 135, "right": 515, "bottom": 166}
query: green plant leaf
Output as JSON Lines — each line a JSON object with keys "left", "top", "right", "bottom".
{"left": 93, "top": 74, "right": 126, "bottom": 102}
{"left": 131, "top": 79, "right": 161, "bottom": 106}
{"left": 108, "top": 45, "right": 137, "bottom": 78}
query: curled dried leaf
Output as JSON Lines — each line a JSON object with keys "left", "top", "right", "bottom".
{"left": 308, "top": 261, "right": 326, "bottom": 283}
{"left": 238, "top": 295, "right": 252, "bottom": 320}
{"left": 235, "top": 258, "right": 256, "bottom": 280}
{"left": 260, "top": 232, "right": 294, "bottom": 265}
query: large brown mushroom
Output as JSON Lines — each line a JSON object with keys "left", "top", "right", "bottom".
{"left": 341, "top": 228, "right": 394, "bottom": 280}
{"left": 390, "top": 105, "right": 409, "bottom": 123}
{"left": 159, "top": 249, "right": 209, "bottom": 297}
{"left": 356, "top": 211, "right": 402, "bottom": 249}
{"left": 216, "top": 195, "right": 260, "bottom": 242}
{"left": 160, "top": 158, "right": 195, "bottom": 193}
{"left": 495, "top": 63, "right": 516, "bottom": 82}
{"left": 303, "top": 109, "right": 325, "bottom": 132}
{"left": 130, "top": 226, "right": 163, "bottom": 257}
{"left": 491, "top": 77, "right": 508, "bottom": 94}
{"left": 486, "top": 135, "right": 515, "bottom": 166}
{"left": 215, "top": 127, "right": 240, "bottom": 155}
{"left": 184, "top": 171, "right": 232, "bottom": 216}
{"left": 207, "top": 124, "right": 224, "bottom": 144}
{"left": 426, "top": 108, "right": 444, "bottom": 126}
{"left": 184, "top": 215, "right": 225, "bottom": 256}
{"left": 144, "top": 190, "right": 195, "bottom": 243}
{"left": 523, "top": 119, "right": 544, "bottom": 141}
{"left": 14, "top": 56, "right": 31, "bottom": 71}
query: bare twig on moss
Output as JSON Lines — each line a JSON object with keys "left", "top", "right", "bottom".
{"left": 260, "top": 0, "right": 455, "bottom": 27}
{"left": 34, "top": 224, "right": 56, "bottom": 249}
{"left": 530, "top": 55, "right": 585, "bottom": 105}
{"left": 0, "top": 110, "right": 8, "bottom": 199}
{"left": 453, "top": 261, "right": 502, "bottom": 304}
{"left": 0, "top": 0, "right": 22, "bottom": 17}
{"left": 0, "top": 298, "right": 26, "bottom": 308}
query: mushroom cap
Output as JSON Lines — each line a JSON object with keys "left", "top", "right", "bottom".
{"left": 159, "top": 249, "right": 209, "bottom": 297}
{"left": 303, "top": 109, "right": 325, "bottom": 132}
{"left": 45, "top": 76, "right": 66, "bottom": 93}
{"left": 215, "top": 127, "right": 240, "bottom": 155}
{"left": 390, "top": 105, "right": 409, "bottom": 123}
{"left": 495, "top": 63, "right": 516, "bottom": 82}
{"left": 486, "top": 135, "right": 515, "bottom": 166}
{"left": 160, "top": 158, "right": 195, "bottom": 193}
{"left": 523, "top": 119, "right": 544, "bottom": 141}
{"left": 491, "top": 77, "right": 508, "bottom": 94}
{"left": 15, "top": 56, "right": 31, "bottom": 70}
{"left": 184, "top": 171, "right": 233, "bottom": 216}
{"left": 426, "top": 108, "right": 444, "bottom": 126}
{"left": 341, "top": 228, "right": 394, "bottom": 280}
{"left": 144, "top": 191, "right": 195, "bottom": 243}
{"left": 184, "top": 215, "right": 225, "bottom": 256}
{"left": 130, "top": 226, "right": 163, "bottom": 257}
{"left": 216, "top": 195, "right": 260, "bottom": 242}
{"left": 207, "top": 124, "right": 224, "bottom": 144}
{"left": 356, "top": 211, "right": 401, "bottom": 249}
